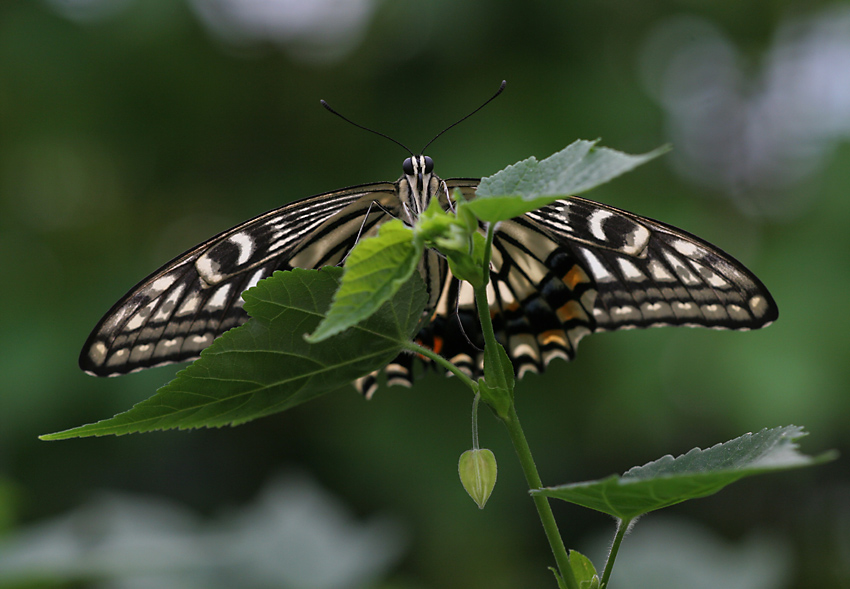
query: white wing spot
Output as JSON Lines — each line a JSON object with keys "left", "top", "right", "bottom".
{"left": 245, "top": 268, "right": 267, "bottom": 291}
{"left": 106, "top": 348, "right": 129, "bottom": 367}
{"left": 148, "top": 274, "right": 177, "bottom": 296}
{"left": 195, "top": 254, "right": 223, "bottom": 284}
{"left": 673, "top": 301, "right": 700, "bottom": 317}
{"left": 542, "top": 348, "right": 570, "bottom": 366}
{"left": 509, "top": 334, "right": 538, "bottom": 361}
{"left": 130, "top": 344, "right": 154, "bottom": 362}
{"left": 517, "top": 363, "right": 539, "bottom": 379}
{"left": 648, "top": 260, "right": 675, "bottom": 281}
{"left": 176, "top": 293, "right": 202, "bottom": 317}
{"left": 749, "top": 295, "right": 769, "bottom": 317}
{"left": 701, "top": 268, "right": 731, "bottom": 289}
{"left": 622, "top": 224, "right": 651, "bottom": 255}
{"left": 617, "top": 258, "right": 645, "bottom": 281}
{"left": 672, "top": 239, "right": 701, "bottom": 257}
{"left": 728, "top": 304, "right": 750, "bottom": 321}
{"left": 124, "top": 301, "right": 156, "bottom": 332}
{"left": 185, "top": 333, "right": 215, "bottom": 351}
{"left": 612, "top": 305, "right": 640, "bottom": 321}
{"left": 153, "top": 284, "right": 186, "bottom": 322}
{"left": 458, "top": 281, "right": 476, "bottom": 307}
{"left": 88, "top": 341, "right": 108, "bottom": 366}
{"left": 664, "top": 251, "right": 700, "bottom": 285}
{"left": 701, "top": 304, "right": 728, "bottom": 320}
{"left": 588, "top": 209, "right": 614, "bottom": 242}
{"left": 497, "top": 281, "right": 516, "bottom": 306}
{"left": 206, "top": 283, "right": 233, "bottom": 312}
{"left": 641, "top": 301, "right": 671, "bottom": 319}
{"left": 154, "top": 337, "right": 183, "bottom": 358}
{"left": 579, "top": 248, "right": 614, "bottom": 282}
{"left": 567, "top": 325, "right": 592, "bottom": 344}
{"left": 228, "top": 232, "right": 255, "bottom": 266}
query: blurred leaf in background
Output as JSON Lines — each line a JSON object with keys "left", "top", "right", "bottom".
{"left": 2, "top": 0, "right": 849, "bottom": 587}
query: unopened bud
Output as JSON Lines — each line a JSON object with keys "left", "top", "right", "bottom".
{"left": 458, "top": 448, "right": 497, "bottom": 509}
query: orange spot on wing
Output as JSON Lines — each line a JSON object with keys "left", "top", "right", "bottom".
{"left": 556, "top": 300, "right": 588, "bottom": 323}
{"left": 563, "top": 265, "right": 590, "bottom": 290}
{"left": 432, "top": 336, "right": 443, "bottom": 355}
{"left": 537, "top": 329, "right": 567, "bottom": 346}
{"left": 413, "top": 336, "right": 443, "bottom": 361}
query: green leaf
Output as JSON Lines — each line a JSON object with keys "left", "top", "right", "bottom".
{"left": 548, "top": 567, "right": 568, "bottom": 589}
{"left": 307, "top": 220, "right": 421, "bottom": 343}
{"left": 466, "top": 139, "right": 669, "bottom": 222}
{"left": 568, "top": 550, "right": 600, "bottom": 589}
{"left": 532, "top": 426, "right": 837, "bottom": 520}
{"left": 42, "top": 268, "right": 427, "bottom": 439}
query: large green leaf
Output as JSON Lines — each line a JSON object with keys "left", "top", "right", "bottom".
{"left": 465, "top": 140, "right": 669, "bottom": 222}
{"left": 43, "top": 267, "right": 427, "bottom": 439}
{"left": 532, "top": 426, "right": 836, "bottom": 520}
{"left": 308, "top": 220, "right": 421, "bottom": 343}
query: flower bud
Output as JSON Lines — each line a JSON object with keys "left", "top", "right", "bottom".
{"left": 458, "top": 448, "right": 497, "bottom": 509}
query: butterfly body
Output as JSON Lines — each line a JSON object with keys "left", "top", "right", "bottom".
{"left": 80, "top": 155, "right": 777, "bottom": 395}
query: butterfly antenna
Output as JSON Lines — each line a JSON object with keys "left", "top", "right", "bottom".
{"left": 420, "top": 80, "right": 506, "bottom": 154}
{"left": 320, "top": 99, "right": 413, "bottom": 155}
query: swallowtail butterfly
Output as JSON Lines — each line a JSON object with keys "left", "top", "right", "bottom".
{"left": 80, "top": 92, "right": 777, "bottom": 397}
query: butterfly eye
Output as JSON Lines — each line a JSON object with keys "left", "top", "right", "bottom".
{"left": 402, "top": 157, "right": 414, "bottom": 176}
{"left": 423, "top": 156, "right": 434, "bottom": 174}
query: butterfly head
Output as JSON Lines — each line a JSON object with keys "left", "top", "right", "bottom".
{"left": 401, "top": 154, "right": 437, "bottom": 221}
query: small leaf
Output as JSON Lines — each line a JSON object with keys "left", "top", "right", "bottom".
{"left": 548, "top": 567, "right": 569, "bottom": 589}
{"left": 458, "top": 449, "right": 498, "bottom": 509}
{"left": 466, "top": 140, "right": 669, "bottom": 222}
{"left": 42, "top": 268, "right": 428, "bottom": 439}
{"left": 568, "top": 550, "right": 600, "bottom": 589}
{"left": 532, "top": 426, "right": 837, "bottom": 520}
{"left": 308, "top": 220, "right": 421, "bottom": 343}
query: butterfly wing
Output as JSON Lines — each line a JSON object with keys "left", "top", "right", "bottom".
{"left": 410, "top": 192, "right": 778, "bottom": 382}
{"left": 80, "top": 182, "right": 402, "bottom": 376}
{"left": 525, "top": 196, "right": 778, "bottom": 329}
{"left": 82, "top": 173, "right": 777, "bottom": 392}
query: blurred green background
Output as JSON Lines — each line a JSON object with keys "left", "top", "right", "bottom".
{"left": 2, "top": 0, "right": 849, "bottom": 587}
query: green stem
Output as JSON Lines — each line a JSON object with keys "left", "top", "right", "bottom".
{"left": 471, "top": 393, "right": 481, "bottom": 450}
{"left": 403, "top": 340, "right": 479, "bottom": 391}
{"left": 472, "top": 223, "right": 577, "bottom": 589}
{"left": 474, "top": 222, "right": 501, "bottom": 350}
{"left": 502, "top": 404, "right": 578, "bottom": 589}
{"left": 601, "top": 518, "right": 631, "bottom": 588}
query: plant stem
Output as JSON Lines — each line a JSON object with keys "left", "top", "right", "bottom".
{"left": 471, "top": 393, "right": 481, "bottom": 450}
{"left": 472, "top": 223, "right": 577, "bottom": 589}
{"left": 502, "top": 404, "right": 578, "bottom": 589}
{"left": 403, "top": 340, "right": 479, "bottom": 391}
{"left": 601, "top": 518, "right": 631, "bottom": 588}
{"left": 475, "top": 223, "right": 499, "bottom": 347}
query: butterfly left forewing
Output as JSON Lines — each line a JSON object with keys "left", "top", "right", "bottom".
{"left": 80, "top": 183, "right": 400, "bottom": 377}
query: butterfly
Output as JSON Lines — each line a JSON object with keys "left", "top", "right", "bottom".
{"left": 79, "top": 149, "right": 778, "bottom": 397}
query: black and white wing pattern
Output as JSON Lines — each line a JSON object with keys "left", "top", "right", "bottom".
{"left": 79, "top": 182, "right": 407, "bottom": 377}
{"left": 81, "top": 165, "right": 777, "bottom": 395}
{"left": 397, "top": 194, "right": 778, "bottom": 387}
